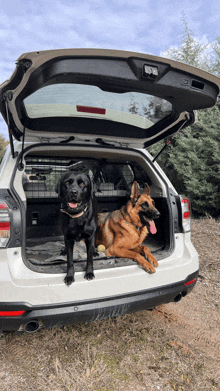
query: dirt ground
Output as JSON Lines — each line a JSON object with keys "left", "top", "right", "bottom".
{"left": 0, "top": 218, "right": 219, "bottom": 391}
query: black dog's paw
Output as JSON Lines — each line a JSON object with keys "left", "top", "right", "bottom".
{"left": 64, "top": 274, "right": 75, "bottom": 286}
{"left": 60, "top": 248, "right": 67, "bottom": 256}
{"left": 84, "top": 272, "right": 95, "bottom": 281}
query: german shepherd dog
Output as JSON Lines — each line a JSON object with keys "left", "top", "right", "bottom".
{"left": 56, "top": 172, "right": 97, "bottom": 285}
{"left": 96, "top": 182, "right": 160, "bottom": 273}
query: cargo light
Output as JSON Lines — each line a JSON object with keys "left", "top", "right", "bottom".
{"left": 0, "top": 311, "right": 25, "bottom": 317}
{"left": 184, "top": 278, "right": 197, "bottom": 286}
{"left": 76, "top": 106, "right": 106, "bottom": 115}
{"left": 181, "top": 197, "right": 191, "bottom": 232}
{"left": 0, "top": 202, "right": 10, "bottom": 247}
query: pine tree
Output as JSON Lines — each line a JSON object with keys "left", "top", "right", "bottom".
{"left": 149, "top": 17, "right": 220, "bottom": 217}
{"left": 128, "top": 98, "right": 139, "bottom": 114}
{"left": 211, "top": 37, "right": 220, "bottom": 76}
{"left": 169, "top": 106, "right": 220, "bottom": 216}
{"left": 165, "top": 13, "right": 211, "bottom": 71}
{"left": 0, "top": 133, "right": 9, "bottom": 162}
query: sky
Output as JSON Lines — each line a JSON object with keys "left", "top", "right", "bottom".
{"left": 1, "top": 0, "right": 220, "bottom": 140}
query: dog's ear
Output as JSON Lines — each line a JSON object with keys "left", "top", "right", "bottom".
{"left": 55, "top": 178, "right": 61, "bottom": 197}
{"left": 87, "top": 172, "right": 97, "bottom": 195}
{"left": 143, "top": 183, "right": 151, "bottom": 196}
{"left": 130, "top": 181, "right": 141, "bottom": 205}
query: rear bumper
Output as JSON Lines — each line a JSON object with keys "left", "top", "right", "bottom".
{"left": 0, "top": 270, "right": 198, "bottom": 332}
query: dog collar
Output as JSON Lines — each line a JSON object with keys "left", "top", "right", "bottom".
{"left": 60, "top": 206, "right": 88, "bottom": 219}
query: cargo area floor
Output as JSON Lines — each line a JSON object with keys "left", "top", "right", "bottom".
{"left": 25, "top": 235, "right": 166, "bottom": 274}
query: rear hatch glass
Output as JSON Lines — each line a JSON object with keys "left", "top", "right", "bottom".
{"left": 24, "top": 83, "right": 172, "bottom": 128}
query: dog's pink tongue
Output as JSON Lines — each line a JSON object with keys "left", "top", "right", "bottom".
{"left": 69, "top": 202, "right": 78, "bottom": 209}
{"left": 149, "top": 221, "right": 157, "bottom": 234}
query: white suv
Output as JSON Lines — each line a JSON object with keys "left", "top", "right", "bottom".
{"left": 0, "top": 49, "right": 219, "bottom": 333}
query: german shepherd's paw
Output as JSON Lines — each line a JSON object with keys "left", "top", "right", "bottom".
{"left": 148, "top": 255, "right": 159, "bottom": 267}
{"left": 143, "top": 262, "right": 156, "bottom": 274}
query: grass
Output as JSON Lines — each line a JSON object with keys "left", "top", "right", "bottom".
{"left": 0, "top": 306, "right": 219, "bottom": 391}
{"left": 0, "top": 218, "right": 219, "bottom": 390}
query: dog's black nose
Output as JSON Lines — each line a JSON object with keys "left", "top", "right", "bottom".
{"left": 154, "top": 211, "right": 160, "bottom": 219}
{"left": 71, "top": 190, "right": 78, "bottom": 198}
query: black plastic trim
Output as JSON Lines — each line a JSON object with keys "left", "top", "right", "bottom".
{"left": 19, "top": 112, "right": 180, "bottom": 146}
{"left": 0, "top": 270, "right": 199, "bottom": 331}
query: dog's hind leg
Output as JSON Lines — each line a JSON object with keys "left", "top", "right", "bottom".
{"left": 85, "top": 235, "right": 95, "bottom": 280}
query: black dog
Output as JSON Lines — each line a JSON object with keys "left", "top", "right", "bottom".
{"left": 56, "top": 171, "right": 97, "bottom": 286}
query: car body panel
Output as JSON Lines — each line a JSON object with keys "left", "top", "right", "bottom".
{"left": 0, "top": 270, "right": 199, "bottom": 332}
{"left": 0, "top": 231, "right": 198, "bottom": 306}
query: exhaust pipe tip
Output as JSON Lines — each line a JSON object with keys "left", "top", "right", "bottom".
{"left": 24, "top": 320, "right": 40, "bottom": 333}
{"left": 173, "top": 293, "right": 182, "bottom": 303}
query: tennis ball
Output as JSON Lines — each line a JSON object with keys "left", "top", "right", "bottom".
{"left": 97, "top": 244, "right": 106, "bottom": 252}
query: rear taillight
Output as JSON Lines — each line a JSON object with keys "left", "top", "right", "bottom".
{"left": 181, "top": 197, "right": 191, "bottom": 232}
{"left": 0, "top": 311, "right": 25, "bottom": 317}
{"left": 0, "top": 202, "right": 10, "bottom": 247}
{"left": 184, "top": 278, "right": 196, "bottom": 286}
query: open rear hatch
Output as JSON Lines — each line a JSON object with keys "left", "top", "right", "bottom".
{"left": 1, "top": 48, "right": 220, "bottom": 150}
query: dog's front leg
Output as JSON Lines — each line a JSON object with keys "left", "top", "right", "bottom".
{"left": 107, "top": 246, "right": 156, "bottom": 273}
{"left": 134, "top": 245, "right": 158, "bottom": 268}
{"left": 64, "top": 237, "right": 75, "bottom": 286}
{"left": 85, "top": 235, "right": 95, "bottom": 280}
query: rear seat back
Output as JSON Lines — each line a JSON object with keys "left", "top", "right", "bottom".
{"left": 97, "top": 183, "right": 127, "bottom": 197}
{"left": 24, "top": 181, "right": 127, "bottom": 199}
{"left": 23, "top": 182, "right": 57, "bottom": 198}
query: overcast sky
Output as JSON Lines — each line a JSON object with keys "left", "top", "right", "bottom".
{"left": 1, "top": 0, "right": 220, "bottom": 139}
